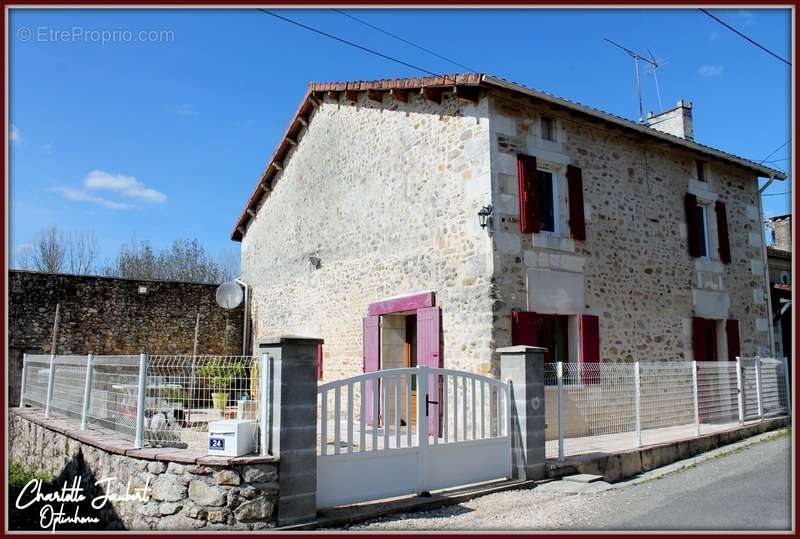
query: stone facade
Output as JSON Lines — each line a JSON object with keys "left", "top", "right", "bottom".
{"left": 487, "top": 89, "right": 771, "bottom": 363}
{"left": 241, "top": 90, "right": 494, "bottom": 380}
{"left": 8, "top": 270, "right": 244, "bottom": 404}
{"left": 8, "top": 412, "right": 277, "bottom": 530}
{"left": 238, "top": 81, "right": 774, "bottom": 382}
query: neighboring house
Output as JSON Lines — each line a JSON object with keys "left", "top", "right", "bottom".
{"left": 234, "top": 73, "right": 785, "bottom": 385}
{"left": 766, "top": 214, "right": 792, "bottom": 364}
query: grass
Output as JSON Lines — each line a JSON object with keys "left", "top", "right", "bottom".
{"left": 8, "top": 461, "right": 53, "bottom": 487}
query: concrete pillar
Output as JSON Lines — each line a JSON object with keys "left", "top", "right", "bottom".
{"left": 498, "top": 345, "right": 547, "bottom": 481}
{"left": 258, "top": 336, "right": 322, "bottom": 526}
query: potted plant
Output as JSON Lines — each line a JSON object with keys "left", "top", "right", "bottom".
{"left": 199, "top": 358, "right": 245, "bottom": 413}
{"left": 163, "top": 386, "right": 188, "bottom": 409}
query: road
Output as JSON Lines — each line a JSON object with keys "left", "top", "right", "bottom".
{"left": 347, "top": 432, "right": 792, "bottom": 531}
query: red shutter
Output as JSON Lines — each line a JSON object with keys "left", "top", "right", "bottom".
{"left": 511, "top": 310, "right": 541, "bottom": 347}
{"left": 316, "top": 343, "right": 323, "bottom": 381}
{"left": 517, "top": 154, "right": 539, "bottom": 233}
{"left": 715, "top": 201, "right": 732, "bottom": 264}
{"left": 685, "top": 193, "right": 701, "bottom": 258}
{"left": 579, "top": 314, "right": 600, "bottom": 384}
{"left": 692, "top": 317, "right": 708, "bottom": 361}
{"left": 566, "top": 165, "right": 586, "bottom": 241}
{"left": 417, "top": 307, "right": 442, "bottom": 435}
{"left": 726, "top": 319, "right": 740, "bottom": 361}
{"left": 363, "top": 316, "right": 380, "bottom": 425}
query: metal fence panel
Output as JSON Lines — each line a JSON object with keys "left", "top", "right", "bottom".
{"left": 146, "top": 355, "right": 257, "bottom": 452}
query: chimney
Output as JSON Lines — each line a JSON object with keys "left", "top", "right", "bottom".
{"left": 646, "top": 99, "right": 694, "bottom": 140}
{"left": 770, "top": 215, "right": 792, "bottom": 252}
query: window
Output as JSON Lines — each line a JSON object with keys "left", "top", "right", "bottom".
{"left": 536, "top": 169, "right": 556, "bottom": 232}
{"left": 692, "top": 318, "right": 719, "bottom": 361}
{"left": 541, "top": 116, "right": 556, "bottom": 141}
{"left": 696, "top": 160, "right": 707, "bottom": 182}
{"left": 695, "top": 204, "right": 710, "bottom": 258}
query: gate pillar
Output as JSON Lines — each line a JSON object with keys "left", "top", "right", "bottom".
{"left": 498, "top": 345, "right": 547, "bottom": 481}
{"left": 258, "top": 336, "right": 322, "bottom": 526}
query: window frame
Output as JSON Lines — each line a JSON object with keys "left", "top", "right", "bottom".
{"left": 540, "top": 115, "right": 556, "bottom": 142}
{"left": 696, "top": 203, "right": 711, "bottom": 259}
{"left": 696, "top": 160, "right": 707, "bottom": 182}
{"left": 535, "top": 162, "right": 564, "bottom": 237}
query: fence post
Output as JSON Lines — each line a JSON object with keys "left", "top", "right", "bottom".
{"left": 80, "top": 353, "right": 95, "bottom": 430}
{"left": 499, "top": 345, "right": 547, "bottom": 481}
{"left": 634, "top": 361, "right": 642, "bottom": 447}
{"left": 416, "top": 365, "right": 429, "bottom": 493}
{"left": 736, "top": 357, "right": 744, "bottom": 424}
{"left": 754, "top": 356, "right": 764, "bottom": 420}
{"left": 259, "top": 353, "right": 271, "bottom": 456}
{"left": 556, "top": 361, "right": 565, "bottom": 462}
{"left": 19, "top": 353, "right": 28, "bottom": 408}
{"left": 781, "top": 357, "right": 791, "bottom": 414}
{"left": 691, "top": 361, "right": 700, "bottom": 437}
{"left": 44, "top": 353, "right": 56, "bottom": 419}
{"left": 258, "top": 336, "right": 320, "bottom": 526}
{"left": 134, "top": 353, "right": 148, "bottom": 449}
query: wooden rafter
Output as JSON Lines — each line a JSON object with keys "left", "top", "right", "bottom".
{"left": 454, "top": 85, "right": 480, "bottom": 105}
{"left": 421, "top": 87, "right": 443, "bottom": 104}
{"left": 390, "top": 89, "right": 409, "bottom": 103}
{"left": 367, "top": 89, "right": 384, "bottom": 103}
{"left": 345, "top": 90, "right": 359, "bottom": 103}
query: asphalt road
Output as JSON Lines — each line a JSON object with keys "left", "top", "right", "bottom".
{"left": 349, "top": 432, "right": 792, "bottom": 531}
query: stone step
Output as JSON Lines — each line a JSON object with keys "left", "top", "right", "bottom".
{"left": 562, "top": 473, "right": 604, "bottom": 484}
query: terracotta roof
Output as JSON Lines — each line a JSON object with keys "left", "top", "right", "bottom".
{"left": 231, "top": 73, "right": 787, "bottom": 241}
{"left": 767, "top": 246, "right": 792, "bottom": 259}
{"left": 773, "top": 282, "right": 792, "bottom": 292}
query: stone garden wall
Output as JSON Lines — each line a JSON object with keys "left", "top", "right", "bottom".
{"left": 8, "top": 270, "right": 244, "bottom": 404}
{"left": 9, "top": 410, "right": 277, "bottom": 530}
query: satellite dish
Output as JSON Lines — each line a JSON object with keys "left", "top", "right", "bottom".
{"left": 216, "top": 281, "right": 244, "bottom": 310}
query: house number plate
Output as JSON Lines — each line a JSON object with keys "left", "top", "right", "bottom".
{"left": 209, "top": 437, "right": 225, "bottom": 450}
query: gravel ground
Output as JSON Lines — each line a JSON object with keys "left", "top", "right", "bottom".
{"left": 345, "top": 433, "right": 791, "bottom": 531}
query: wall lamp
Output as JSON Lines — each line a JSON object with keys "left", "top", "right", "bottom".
{"left": 309, "top": 255, "right": 322, "bottom": 270}
{"left": 478, "top": 204, "right": 493, "bottom": 231}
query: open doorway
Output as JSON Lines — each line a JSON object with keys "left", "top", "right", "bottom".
{"left": 380, "top": 314, "right": 417, "bottom": 427}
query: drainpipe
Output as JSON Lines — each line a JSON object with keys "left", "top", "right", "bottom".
{"left": 757, "top": 176, "right": 776, "bottom": 356}
{"left": 235, "top": 278, "right": 250, "bottom": 356}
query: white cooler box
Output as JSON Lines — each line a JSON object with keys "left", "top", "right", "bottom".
{"left": 207, "top": 419, "right": 257, "bottom": 457}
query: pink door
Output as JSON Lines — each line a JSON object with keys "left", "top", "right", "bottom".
{"left": 417, "top": 307, "right": 442, "bottom": 435}
{"left": 363, "top": 316, "right": 380, "bottom": 425}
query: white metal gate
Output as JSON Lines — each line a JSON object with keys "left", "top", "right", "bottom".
{"left": 316, "top": 366, "right": 511, "bottom": 508}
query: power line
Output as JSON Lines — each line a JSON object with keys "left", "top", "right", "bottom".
{"left": 256, "top": 9, "right": 457, "bottom": 84}
{"left": 332, "top": 9, "right": 479, "bottom": 73}
{"left": 759, "top": 140, "right": 791, "bottom": 164}
{"left": 699, "top": 9, "right": 791, "bottom": 66}
{"left": 762, "top": 191, "right": 791, "bottom": 197}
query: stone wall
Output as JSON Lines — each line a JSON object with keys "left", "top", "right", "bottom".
{"left": 240, "top": 91, "right": 495, "bottom": 380}
{"left": 487, "top": 89, "right": 772, "bottom": 363}
{"left": 8, "top": 411, "right": 277, "bottom": 530}
{"left": 770, "top": 215, "right": 792, "bottom": 252}
{"left": 8, "top": 270, "right": 244, "bottom": 403}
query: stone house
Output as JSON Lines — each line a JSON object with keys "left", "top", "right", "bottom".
{"left": 233, "top": 73, "right": 785, "bottom": 385}
{"left": 766, "top": 214, "right": 792, "bottom": 363}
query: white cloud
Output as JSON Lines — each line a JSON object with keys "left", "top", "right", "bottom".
{"left": 41, "top": 143, "right": 53, "bottom": 155}
{"left": 698, "top": 64, "right": 725, "bottom": 77}
{"left": 14, "top": 243, "right": 33, "bottom": 253}
{"left": 708, "top": 31, "right": 719, "bottom": 42}
{"left": 174, "top": 104, "right": 198, "bottom": 117}
{"left": 10, "top": 125, "right": 20, "bottom": 142}
{"left": 49, "top": 186, "right": 134, "bottom": 210}
{"left": 83, "top": 170, "right": 167, "bottom": 204}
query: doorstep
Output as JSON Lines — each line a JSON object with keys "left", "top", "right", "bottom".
{"left": 546, "top": 415, "right": 790, "bottom": 482}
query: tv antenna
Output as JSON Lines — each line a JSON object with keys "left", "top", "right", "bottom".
{"left": 604, "top": 38, "right": 664, "bottom": 123}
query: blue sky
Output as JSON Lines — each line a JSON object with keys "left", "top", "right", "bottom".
{"left": 8, "top": 8, "right": 792, "bottom": 270}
